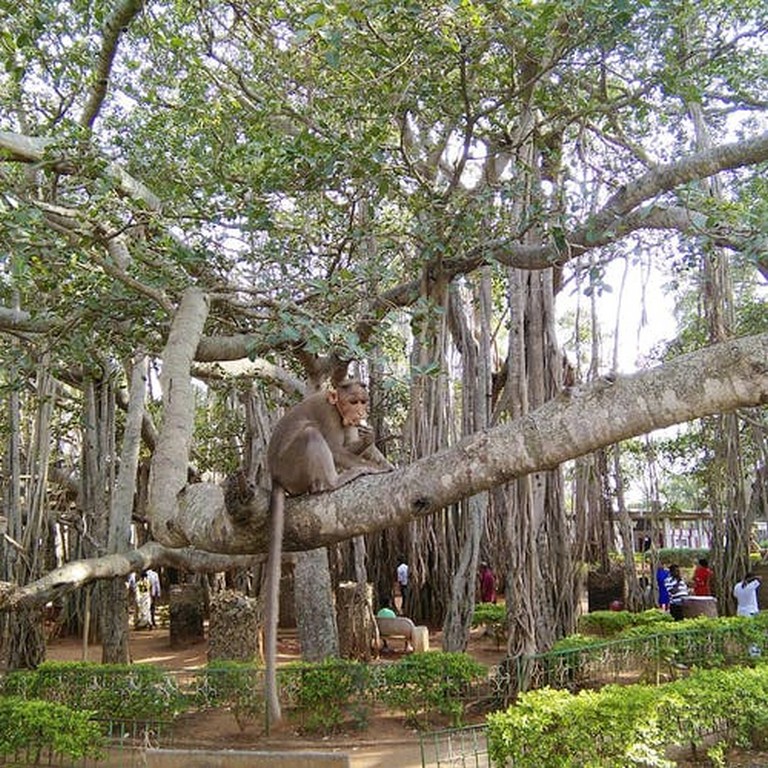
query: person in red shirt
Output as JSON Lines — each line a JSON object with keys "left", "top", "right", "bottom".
{"left": 479, "top": 561, "right": 497, "bottom": 604}
{"left": 692, "top": 557, "right": 713, "bottom": 596}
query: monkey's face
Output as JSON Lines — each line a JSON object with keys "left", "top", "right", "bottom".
{"left": 329, "top": 384, "right": 369, "bottom": 426}
{"left": 341, "top": 393, "right": 368, "bottom": 426}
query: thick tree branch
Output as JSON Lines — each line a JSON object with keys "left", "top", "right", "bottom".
{"left": 0, "top": 131, "right": 162, "bottom": 211}
{"left": 148, "top": 287, "right": 209, "bottom": 546}
{"left": 173, "top": 333, "right": 768, "bottom": 555}
{"left": 2, "top": 334, "right": 765, "bottom": 610}
{"left": 354, "top": 130, "right": 768, "bottom": 341}
{"left": 0, "top": 306, "right": 53, "bottom": 334}
{"left": 0, "top": 541, "right": 263, "bottom": 610}
{"left": 3, "top": 127, "right": 764, "bottom": 359}
{"left": 80, "top": 0, "right": 145, "bottom": 129}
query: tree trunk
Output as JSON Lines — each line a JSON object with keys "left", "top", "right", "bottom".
{"left": 7, "top": 359, "right": 55, "bottom": 668}
{"left": 102, "top": 357, "right": 146, "bottom": 664}
{"left": 442, "top": 272, "right": 493, "bottom": 651}
{"left": 686, "top": 88, "right": 749, "bottom": 611}
{"left": 336, "top": 581, "right": 375, "bottom": 661}
{"left": 295, "top": 548, "right": 338, "bottom": 662}
{"left": 82, "top": 376, "right": 116, "bottom": 651}
{"left": 99, "top": 579, "right": 130, "bottom": 664}
{"left": 615, "top": 444, "right": 645, "bottom": 611}
{"left": 208, "top": 590, "right": 262, "bottom": 662}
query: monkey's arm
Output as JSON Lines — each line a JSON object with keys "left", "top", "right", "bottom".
{"left": 343, "top": 423, "right": 374, "bottom": 454}
{"left": 343, "top": 424, "right": 395, "bottom": 471}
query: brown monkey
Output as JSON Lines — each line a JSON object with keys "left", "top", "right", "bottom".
{"left": 264, "top": 379, "right": 392, "bottom": 724}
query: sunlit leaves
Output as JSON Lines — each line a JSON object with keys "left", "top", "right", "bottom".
{"left": 0, "top": 0, "right": 765, "bottom": 376}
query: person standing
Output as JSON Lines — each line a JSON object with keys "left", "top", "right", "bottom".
{"left": 396, "top": 555, "right": 409, "bottom": 614}
{"left": 132, "top": 572, "right": 153, "bottom": 629}
{"left": 665, "top": 564, "right": 689, "bottom": 621}
{"left": 733, "top": 572, "right": 761, "bottom": 617}
{"left": 146, "top": 568, "right": 162, "bottom": 628}
{"left": 692, "top": 558, "right": 713, "bottom": 596}
{"left": 656, "top": 562, "right": 670, "bottom": 611}
{"left": 479, "top": 562, "right": 497, "bottom": 604}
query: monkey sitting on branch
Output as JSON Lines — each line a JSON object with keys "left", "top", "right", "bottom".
{"left": 264, "top": 378, "right": 393, "bottom": 725}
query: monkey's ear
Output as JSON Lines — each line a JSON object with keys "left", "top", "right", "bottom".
{"left": 326, "top": 389, "right": 338, "bottom": 405}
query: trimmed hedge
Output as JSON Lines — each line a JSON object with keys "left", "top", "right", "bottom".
{"left": 0, "top": 697, "right": 104, "bottom": 761}
{"left": 0, "top": 652, "right": 489, "bottom": 738}
{"left": 377, "top": 651, "right": 486, "bottom": 728}
{"left": 487, "top": 665, "right": 768, "bottom": 767}
{"left": 575, "top": 609, "right": 673, "bottom": 639}
{"left": 0, "top": 660, "right": 184, "bottom": 721}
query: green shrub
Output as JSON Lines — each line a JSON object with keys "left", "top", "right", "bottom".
{"left": 488, "top": 666, "right": 768, "bottom": 767}
{"left": 0, "top": 661, "right": 184, "bottom": 722}
{"left": 576, "top": 609, "right": 673, "bottom": 638}
{"left": 644, "top": 548, "right": 709, "bottom": 568}
{"left": 621, "top": 614, "right": 768, "bottom": 668}
{"left": 282, "top": 657, "right": 369, "bottom": 734}
{"left": 471, "top": 602, "right": 507, "bottom": 648}
{"left": 379, "top": 652, "right": 486, "bottom": 728}
{"left": 0, "top": 697, "right": 104, "bottom": 762}
{"left": 193, "top": 662, "right": 264, "bottom": 731}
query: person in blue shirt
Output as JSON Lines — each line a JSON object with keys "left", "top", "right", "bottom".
{"left": 656, "top": 562, "right": 670, "bottom": 611}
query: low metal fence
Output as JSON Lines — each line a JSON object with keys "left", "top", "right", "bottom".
{"left": 490, "top": 622, "right": 768, "bottom": 704}
{"left": 419, "top": 724, "right": 490, "bottom": 767}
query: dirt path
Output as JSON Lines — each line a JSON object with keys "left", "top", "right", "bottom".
{"left": 45, "top": 624, "right": 503, "bottom": 767}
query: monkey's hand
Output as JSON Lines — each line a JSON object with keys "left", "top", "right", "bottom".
{"left": 345, "top": 423, "right": 375, "bottom": 454}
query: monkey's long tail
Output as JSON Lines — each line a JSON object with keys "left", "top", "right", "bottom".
{"left": 264, "top": 485, "right": 285, "bottom": 726}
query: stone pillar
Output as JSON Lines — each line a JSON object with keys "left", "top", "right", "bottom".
{"left": 208, "top": 590, "right": 263, "bottom": 663}
{"left": 169, "top": 584, "right": 205, "bottom": 648}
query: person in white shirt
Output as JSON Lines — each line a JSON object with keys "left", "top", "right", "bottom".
{"left": 664, "top": 564, "right": 689, "bottom": 621}
{"left": 129, "top": 569, "right": 161, "bottom": 629}
{"left": 733, "top": 572, "right": 761, "bottom": 617}
{"left": 396, "top": 556, "right": 409, "bottom": 614}
{"left": 145, "top": 569, "right": 162, "bottom": 628}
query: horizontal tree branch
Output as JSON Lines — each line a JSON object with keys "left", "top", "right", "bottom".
{"left": 0, "top": 541, "right": 263, "bottom": 610}
{"left": 171, "top": 333, "right": 768, "bottom": 555}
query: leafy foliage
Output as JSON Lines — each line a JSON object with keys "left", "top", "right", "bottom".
{"left": 575, "top": 609, "right": 674, "bottom": 638}
{"left": 488, "top": 665, "right": 768, "bottom": 768}
{"left": 0, "top": 661, "right": 184, "bottom": 721}
{"left": 0, "top": 697, "right": 104, "bottom": 761}
{"left": 193, "top": 661, "right": 264, "bottom": 731}
{"left": 282, "top": 657, "right": 370, "bottom": 734}
{"left": 471, "top": 602, "right": 507, "bottom": 648}
{"left": 378, "top": 651, "right": 487, "bottom": 728}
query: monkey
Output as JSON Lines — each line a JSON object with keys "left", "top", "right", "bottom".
{"left": 263, "top": 379, "right": 393, "bottom": 724}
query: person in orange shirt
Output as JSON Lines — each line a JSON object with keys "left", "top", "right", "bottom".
{"left": 692, "top": 557, "right": 713, "bottom": 596}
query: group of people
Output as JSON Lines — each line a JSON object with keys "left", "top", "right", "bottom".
{"left": 377, "top": 556, "right": 498, "bottom": 621}
{"left": 656, "top": 557, "right": 761, "bottom": 620}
